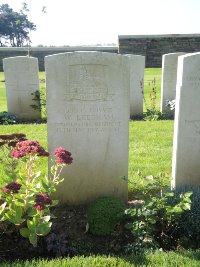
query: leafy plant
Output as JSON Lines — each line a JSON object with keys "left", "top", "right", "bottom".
{"left": 125, "top": 174, "right": 192, "bottom": 253}
{"left": 86, "top": 196, "right": 126, "bottom": 236}
{"left": 143, "top": 78, "right": 165, "bottom": 121}
{"left": 143, "top": 109, "right": 165, "bottom": 121}
{"left": 0, "top": 133, "right": 73, "bottom": 247}
{"left": 178, "top": 187, "right": 200, "bottom": 248}
{"left": 0, "top": 111, "right": 16, "bottom": 125}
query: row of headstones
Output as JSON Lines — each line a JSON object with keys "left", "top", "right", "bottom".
{"left": 2, "top": 52, "right": 200, "bottom": 203}
{"left": 2, "top": 54, "right": 145, "bottom": 121}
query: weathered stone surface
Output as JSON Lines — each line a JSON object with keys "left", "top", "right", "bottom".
{"left": 161, "top": 52, "right": 186, "bottom": 116}
{"left": 45, "top": 51, "right": 129, "bottom": 204}
{"left": 125, "top": 55, "right": 145, "bottom": 118}
{"left": 172, "top": 52, "right": 200, "bottom": 187}
{"left": 3, "top": 56, "right": 41, "bottom": 120}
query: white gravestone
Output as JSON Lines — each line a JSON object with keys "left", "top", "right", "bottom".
{"left": 3, "top": 56, "right": 41, "bottom": 120}
{"left": 161, "top": 52, "right": 186, "bottom": 117}
{"left": 172, "top": 52, "right": 200, "bottom": 187}
{"left": 125, "top": 55, "right": 145, "bottom": 119}
{"left": 45, "top": 51, "right": 130, "bottom": 204}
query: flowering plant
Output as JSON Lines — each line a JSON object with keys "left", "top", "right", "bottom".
{"left": 0, "top": 133, "right": 73, "bottom": 247}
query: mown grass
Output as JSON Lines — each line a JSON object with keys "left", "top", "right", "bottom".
{"left": 0, "top": 250, "right": 200, "bottom": 267}
{"left": 0, "top": 120, "right": 174, "bottom": 188}
{"left": 129, "top": 120, "right": 174, "bottom": 190}
{"left": 0, "top": 124, "right": 48, "bottom": 185}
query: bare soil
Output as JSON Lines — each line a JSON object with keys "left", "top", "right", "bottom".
{"left": 0, "top": 203, "right": 134, "bottom": 262}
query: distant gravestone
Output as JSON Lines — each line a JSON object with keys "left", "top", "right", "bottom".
{"left": 160, "top": 52, "right": 186, "bottom": 117}
{"left": 172, "top": 52, "right": 200, "bottom": 187}
{"left": 45, "top": 51, "right": 130, "bottom": 204}
{"left": 3, "top": 56, "right": 41, "bottom": 120}
{"left": 125, "top": 55, "right": 145, "bottom": 118}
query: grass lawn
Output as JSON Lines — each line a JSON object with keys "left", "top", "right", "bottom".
{"left": 0, "top": 250, "right": 200, "bottom": 266}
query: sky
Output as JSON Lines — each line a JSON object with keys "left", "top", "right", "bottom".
{"left": 1, "top": 0, "right": 200, "bottom": 46}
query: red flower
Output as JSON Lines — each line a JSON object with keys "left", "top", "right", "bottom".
{"left": 33, "top": 193, "right": 52, "bottom": 211}
{"left": 11, "top": 133, "right": 26, "bottom": 139}
{"left": 0, "top": 135, "right": 14, "bottom": 140}
{"left": 10, "top": 150, "right": 24, "bottom": 158}
{"left": 2, "top": 187, "right": 10, "bottom": 193}
{"left": 2, "top": 182, "right": 22, "bottom": 193}
{"left": 33, "top": 204, "right": 45, "bottom": 211}
{"left": 54, "top": 147, "right": 73, "bottom": 165}
{"left": 10, "top": 140, "right": 49, "bottom": 158}
{"left": 0, "top": 133, "right": 27, "bottom": 148}
{"left": 35, "top": 193, "right": 52, "bottom": 205}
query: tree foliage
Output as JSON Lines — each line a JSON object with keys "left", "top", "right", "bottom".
{"left": 0, "top": 4, "right": 36, "bottom": 47}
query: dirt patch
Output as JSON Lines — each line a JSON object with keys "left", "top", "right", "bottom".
{"left": 0, "top": 204, "right": 133, "bottom": 261}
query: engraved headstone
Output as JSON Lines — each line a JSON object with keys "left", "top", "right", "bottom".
{"left": 161, "top": 52, "right": 186, "bottom": 117}
{"left": 3, "top": 56, "right": 41, "bottom": 120}
{"left": 45, "top": 52, "right": 130, "bottom": 204}
{"left": 172, "top": 52, "right": 200, "bottom": 187}
{"left": 125, "top": 55, "right": 145, "bottom": 118}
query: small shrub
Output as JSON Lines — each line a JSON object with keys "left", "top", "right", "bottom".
{"left": 86, "top": 196, "right": 126, "bottom": 236}
{"left": 0, "top": 111, "right": 16, "bottom": 124}
{"left": 125, "top": 174, "right": 192, "bottom": 253}
{"left": 178, "top": 187, "right": 200, "bottom": 248}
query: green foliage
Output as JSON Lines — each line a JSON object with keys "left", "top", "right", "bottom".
{"left": 0, "top": 4, "right": 36, "bottom": 47}
{"left": 177, "top": 187, "right": 200, "bottom": 248}
{"left": 128, "top": 172, "right": 171, "bottom": 199}
{"left": 125, "top": 174, "right": 192, "bottom": 253}
{"left": 0, "top": 133, "right": 72, "bottom": 247}
{"left": 0, "top": 111, "right": 16, "bottom": 124}
{"left": 86, "top": 196, "right": 126, "bottom": 236}
{"left": 144, "top": 108, "right": 165, "bottom": 121}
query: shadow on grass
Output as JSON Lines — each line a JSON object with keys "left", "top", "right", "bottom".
{"left": 120, "top": 253, "right": 150, "bottom": 266}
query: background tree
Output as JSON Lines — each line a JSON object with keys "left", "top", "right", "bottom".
{"left": 0, "top": 4, "right": 36, "bottom": 47}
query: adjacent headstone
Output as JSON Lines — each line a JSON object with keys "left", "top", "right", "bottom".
{"left": 3, "top": 56, "right": 41, "bottom": 120}
{"left": 45, "top": 51, "right": 130, "bottom": 204}
{"left": 160, "top": 52, "right": 186, "bottom": 117}
{"left": 125, "top": 55, "right": 145, "bottom": 118}
{"left": 172, "top": 52, "right": 200, "bottom": 187}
